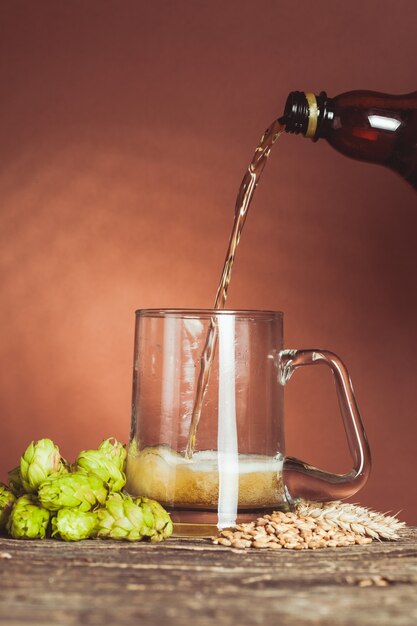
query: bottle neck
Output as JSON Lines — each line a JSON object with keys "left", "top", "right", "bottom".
{"left": 279, "top": 91, "right": 333, "bottom": 141}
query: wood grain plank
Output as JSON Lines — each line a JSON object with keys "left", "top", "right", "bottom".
{"left": 0, "top": 529, "right": 416, "bottom": 626}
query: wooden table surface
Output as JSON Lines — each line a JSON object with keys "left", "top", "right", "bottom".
{"left": 0, "top": 528, "right": 416, "bottom": 626}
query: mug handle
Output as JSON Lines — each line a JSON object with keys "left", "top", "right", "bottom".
{"left": 279, "top": 349, "right": 371, "bottom": 503}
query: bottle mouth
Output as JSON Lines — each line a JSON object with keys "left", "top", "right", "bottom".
{"left": 280, "top": 91, "right": 311, "bottom": 135}
{"left": 280, "top": 91, "right": 328, "bottom": 139}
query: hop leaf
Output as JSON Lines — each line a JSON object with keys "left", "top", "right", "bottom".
{"left": 97, "top": 492, "right": 172, "bottom": 542}
{"left": 20, "top": 438, "right": 67, "bottom": 493}
{"left": 7, "top": 467, "right": 24, "bottom": 497}
{"left": 98, "top": 438, "right": 127, "bottom": 473}
{"left": 38, "top": 471, "right": 107, "bottom": 512}
{"left": 77, "top": 450, "right": 126, "bottom": 492}
{"left": 51, "top": 508, "right": 98, "bottom": 541}
{"left": 0, "top": 483, "right": 16, "bottom": 530}
{"left": 7, "top": 494, "right": 50, "bottom": 539}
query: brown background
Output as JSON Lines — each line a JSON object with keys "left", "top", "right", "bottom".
{"left": 1, "top": 1, "right": 416, "bottom": 523}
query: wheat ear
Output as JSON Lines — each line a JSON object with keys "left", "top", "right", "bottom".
{"left": 294, "top": 500, "right": 405, "bottom": 541}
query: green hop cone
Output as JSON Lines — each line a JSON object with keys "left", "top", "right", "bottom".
{"left": 20, "top": 438, "right": 67, "bottom": 493}
{"left": 0, "top": 483, "right": 16, "bottom": 530}
{"left": 38, "top": 471, "right": 107, "bottom": 512}
{"left": 51, "top": 508, "right": 98, "bottom": 541}
{"left": 134, "top": 496, "right": 173, "bottom": 543}
{"left": 7, "top": 467, "right": 24, "bottom": 497}
{"left": 76, "top": 450, "right": 126, "bottom": 492}
{"left": 7, "top": 494, "right": 50, "bottom": 539}
{"left": 97, "top": 492, "right": 172, "bottom": 542}
{"left": 97, "top": 493, "right": 148, "bottom": 541}
{"left": 98, "top": 438, "right": 127, "bottom": 473}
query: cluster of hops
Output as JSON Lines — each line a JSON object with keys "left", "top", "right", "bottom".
{"left": 0, "top": 437, "right": 173, "bottom": 543}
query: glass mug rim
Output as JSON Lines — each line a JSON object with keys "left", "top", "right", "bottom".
{"left": 135, "top": 308, "right": 284, "bottom": 320}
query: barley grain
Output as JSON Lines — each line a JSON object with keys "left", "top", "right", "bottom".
{"left": 231, "top": 539, "right": 251, "bottom": 549}
{"left": 218, "top": 538, "right": 232, "bottom": 546}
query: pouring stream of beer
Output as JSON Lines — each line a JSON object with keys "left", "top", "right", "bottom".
{"left": 185, "top": 119, "right": 285, "bottom": 458}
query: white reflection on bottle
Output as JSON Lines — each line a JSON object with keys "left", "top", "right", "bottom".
{"left": 368, "top": 115, "right": 401, "bottom": 132}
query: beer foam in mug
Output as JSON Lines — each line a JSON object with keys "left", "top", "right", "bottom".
{"left": 147, "top": 446, "right": 283, "bottom": 472}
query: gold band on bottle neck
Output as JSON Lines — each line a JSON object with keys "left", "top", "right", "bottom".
{"left": 305, "top": 92, "right": 318, "bottom": 138}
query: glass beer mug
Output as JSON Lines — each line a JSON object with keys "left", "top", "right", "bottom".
{"left": 125, "top": 309, "right": 370, "bottom": 535}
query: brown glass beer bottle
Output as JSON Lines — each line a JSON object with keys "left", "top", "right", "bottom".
{"left": 280, "top": 90, "right": 417, "bottom": 190}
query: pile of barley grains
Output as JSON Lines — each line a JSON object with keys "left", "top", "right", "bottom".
{"left": 212, "top": 510, "right": 373, "bottom": 550}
